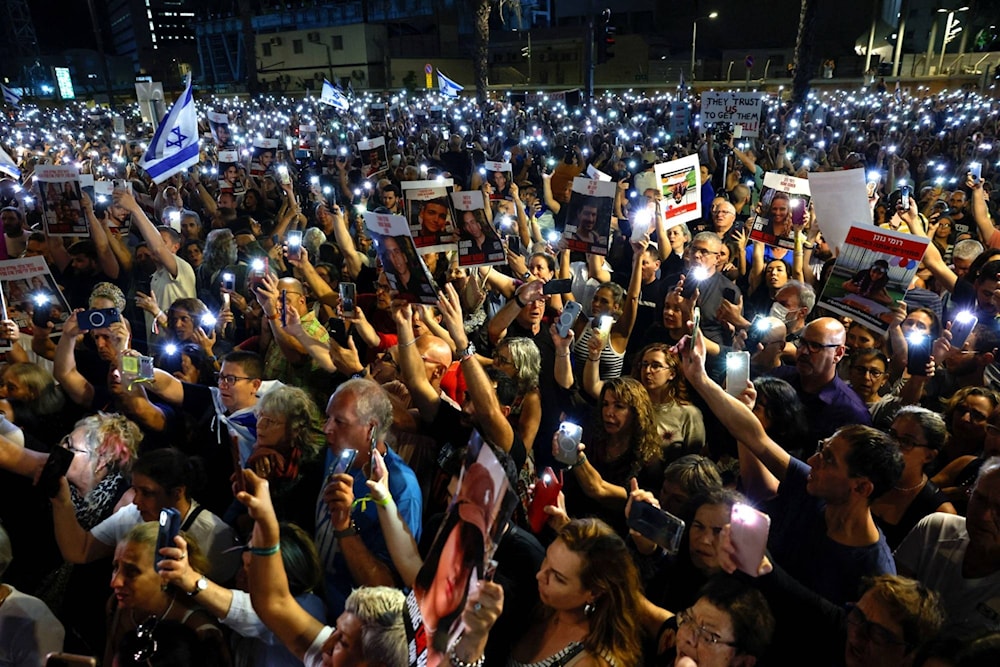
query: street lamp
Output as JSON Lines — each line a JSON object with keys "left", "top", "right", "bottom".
{"left": 691, "top": 11, "right": 719, "bottom": 81}
{"left": 937, "top": 6, "right": 970, "bottom": 75}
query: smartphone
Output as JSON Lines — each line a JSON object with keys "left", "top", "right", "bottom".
{"left": 326, "top": 318, "right": 350, "bottom": 347}
{"left": 45, "top": 654, "right": 97, "bottom": 667}
{"left": 950, "top": 311, "right": 978, "bottom": 349}
{"left": 527, "top": 468, "right": 563, "bottom": 533}
{"left": 327, "top": 448, "right": 358, "bottom": 481}
{"left": 595, "top": 314, "right": 613, "bottom": 339}
{"left": 249, "top": 257, "right": 269, "bottom": 291}
{"left": 543, "top": 278, "right": 572, "bottom": 295}
{"left": 691, "top": 306, "right": 702, "bottom": 341}
{"left": 556, "top": 301, "right": 583, "bottom": 338}
{"left": 121, "top": 354, "right": 155, "bottom": 381}
{"left": 553, "top": 422, "right": 583, "bottom": 466}
{"left": 200, "top": 313, "right": 217, "bottom": 335}
{"left": 682, "top": 266, "right": 708, "bottom": 299}
{"left": 221, "top": 272, "right": 236, "bottom": 292}
{"left": 280, "top": 289, "right": 288, "bottom": 327}
{"left": 723, "top": 287, "right": 737, "bottom": 304}
{"left": 155, "top": 507, "right": 182, "bottom": 569}
{"left": 730, "top": 503, "right": 771, "bottom": 577}
{"left": 38, "top": 445, "right": 74, "bottom": 498}
{"left": 970, "top": 161, "right": 983, "bottom": 184}
{"left": 744, "top": 315, "right": 773, "bottom": 351}
{"left": 286, "top": 230, "right": 303, "bottom": 261}
{"left": 76, "top": 307, "right": 120, "bottom": 331}
{"left": 900, "top": 184, "right": 912, "bottom": 211}
{"left": 507, "top": 234, "right": 522, "bottom": 256}
{"left": 340, "top": 283, "right": 357, "bottom": 318}
{"left": 627, "top": 500, "right": 686, "bottom": 555}
{"left": 277, "top": 164, "right": 291, "bottom": 186}
{"left": 725, "top": 351, "right": 751, "bottom": 397}
{"left": 31, "top": 293, "right": 53, "bottom": 329}
{"left": 866, "top": 171, "right": 881, "bottom": 198}
{"left": 906, "top": 331, "right": 932, "bottom": 376}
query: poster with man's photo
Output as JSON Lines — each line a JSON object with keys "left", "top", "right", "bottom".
{"left": 451, "top": 190, "right": 505, "bottom": 268}
{"left": 35, "top": 165, "right": 87, "bottom": 237}
{"left": 358, "top": 136, "right": 388, "bottom": 179}
{"left": 483, "top": 161, "right": 512, "bottom": 201}
{"left": 654, "top": 153, "right": 701, "bottom": 229}
{"left": 218, "top": 150, "right": 245, "bottom": 195}
{"left": 817, "top": 225, "right": 929, "bottom": 335}
{"left": 362, "top": 211, "right": 439, "bottom": 304}
{"left": 369, "top": 103, "right": 388, "bottom": 123}
{"left": 406, "top": 432, "right": 517, "bottom": 667}
{"left": 0, "top": 256, "right": 73, "bottom": 336}
{"left": 402, "top": 179, "right": 458, "bottom": 253}
{"left": 249, "top": 138, "right": 279, "bottom": 177}
{"left": 208, "top": 111, "right": 234, "bottom": 149}
{"left": 561, "top": 177, "right": 615, "bottom": 256}
{"left": 749, "top": 172, "right": 811, "bottom": 250}
{"left": 299, "top": 124, "right": 318, "bottom": 150}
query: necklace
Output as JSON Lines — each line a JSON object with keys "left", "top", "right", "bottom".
{"left": 130, "top": 593, "right": 176, "bottom": 628}
{"left": 894, "top": 474, "right": 927, "bottom": 493}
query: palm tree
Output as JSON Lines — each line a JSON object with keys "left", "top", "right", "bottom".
{"left": 790, "top": 0, "right": 818, "bottom": 109}
{"left": 472, "top": 0, "right": 522, "bottom": 104}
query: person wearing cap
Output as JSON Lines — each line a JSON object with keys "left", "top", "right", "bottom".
{"left": 843, "top": 259, "right": 893, "bottom": 306}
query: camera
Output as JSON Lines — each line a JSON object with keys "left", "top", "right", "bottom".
{"left": 77, "top": 307, "right": 121, "bottom": 331}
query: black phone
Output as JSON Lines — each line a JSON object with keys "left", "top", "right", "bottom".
{"left": 327, "top": 448, "right": 358, "bottom": 482}
{"left": 155, "top": 508, "right": 181, "bottom": 569}
{"left": 76, "top": 308, "right": 120, "bottom": 331}
{"left": 507, "top": 234, "right": 521, "bottom": 255}
{"left": 326, "top": 318, "right": 350, "bottom": 347}
{"left": 340, "top": 283, "right": 357, "bottom": 318}
{"left": 723, "top": 288, "right": 737, "bottom": 304}
{"left": 543, "top": 278, "right": 572, "bottom": 295}
{"left": 906, "top": 331, "right": 932, "bottom": 376}
{"left": 286, "top": 230, "right": 303, "bottom": 261}
{"left": 627, "top": 500, "right": 685, "bottom": 554}
{"left": 31, "top": 294, "right": 54, "bottom": 329}
{"left": 39, "top": 445, "right": 74, "bottom": 498}
{"left": 281, "top": 289, "right": 288, "bottom": 327}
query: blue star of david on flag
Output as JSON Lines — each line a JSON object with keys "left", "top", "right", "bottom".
{"left": 140, "top": 74, "right": 200, "bottom": 184}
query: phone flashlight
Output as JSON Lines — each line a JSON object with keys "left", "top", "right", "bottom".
{"left": 32, "top": 294, "right": 50, "bottom": 306}
{"left": 726, "top": 354, "right": 747, "bottom": 370}
{"left": 956, "top": 310, "right": 976, "bottom": 325}
{"left": 164, "top": 343, "right": 178, "bottom": 355}
{"left": 547, "top": 231, "right": 560, "bottom": 243}
{"left": 251, "top": 258, "right": 265, "bottom": 272}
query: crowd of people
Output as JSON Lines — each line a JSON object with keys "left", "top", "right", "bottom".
{"left": 0, "top": 81, "right": 999, "bottom": 666}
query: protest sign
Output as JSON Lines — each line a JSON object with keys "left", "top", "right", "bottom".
{"left": 249, "top": 138, "right": 278, "bottom": 177}
{"left": 483, "top": 161, "right": 513, "bottom": 200}
{"left": 451, "top": 190, "right": 505, "bottom": 268}
{"left": 0, "top": 256, "right": 72, "bottom": 336}
{"left": 748, "top": 172, "right": 811, "bottom": 249}
{"left": 562, "top": 177, "right": 616, "bottom": 256}
{"left": 358, "top": 136, "right": 388, "bottom": 179}
{"left": 817, "top": 226, "right": 929, "bottom": 335}
{"left": 299, "top": 124, "right": 318, "bottom": 150}
{"left": 402, "top": 179, "right": 458, "bottom": 253}
{"left": 586, "top": 164, "right": 612, "bottom": 181}
{"left": 35, "top": 165, "right": 87, "bottom": 237}
{"left": 699, "top": 91, "right": 765, "bottom": 137}
{"left": 363, "top": 211, "right": 439, "bottom": 304}
{"left": 669, "top": 101, "right": 691, "bottom": 138}
{"left": 654, "top": 154, "right": 702, "bottom": 229}
{"left": 208, "top": 111, "right": 234, "bottom": 149}
{"left": 218, "top": 149, "right": 245, "bottom": 194}
{"left": 808, "top": 169, "right": 870, "bottom": 254}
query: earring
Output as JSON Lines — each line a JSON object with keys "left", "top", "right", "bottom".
{"left": 583, "top": 601, "right": 595, "bottom": 617}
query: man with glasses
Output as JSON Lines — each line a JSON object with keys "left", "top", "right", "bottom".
{"left": 676, "top": 231, "right": 741, "bottom": 348}
{"left": 770, "top": 317, "right": 872, "bottom": 442}
{"left": 896, "top": 457, "right": 1000, "bottom": 636}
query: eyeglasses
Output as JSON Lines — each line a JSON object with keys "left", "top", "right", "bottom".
{"left": 676, "top": 608, "right": 739, "bottom": 649}
{"left": 637, "top": 361, "right": 670, "bottom": 372}
{"left": 375, "top": 282, "right": 391, "bottom": 293}
{"left": 888, "top": 428, "right": 931, "bottom": 451}
{"left": 691, "top": 247, "right": 721, "bottom": 257}
{"left": 60, "top": 435, "right": 90, "bottom": 457}
{"left": 217, "top": 374, "right": 255, "bottom": 387}
{"left": 799, "top": 338, "right": 842, "bottom": 354}
{"left": 257, "top": 415, "right": 286, "bottom": 429}
{"left": 845, "top": 603, "right": 909, "bottom": 649}
{"left": 493, "top": 352, "right": 515, "bottom": 366}
{"left": 851, "top": 365, "right": 886, "bottom": 378}
{"left": 373, "top": 351, "right": 399, "bottom": 371}
{"left": 132, "top": 616, "right": 159, "bottom": 662}
{"left": 814, "top": 439, "right": 838, "bottom": 468}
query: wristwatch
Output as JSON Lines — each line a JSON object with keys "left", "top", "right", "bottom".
{"left": 458, "top": 342, "right": 476, "bottom": 361}
{"left": 189, "top": 576, "right": 208, "bottom": 597}
{"left": 334, "top": 521, "right": 359, "bottom": 539}
{"left": 522, "top": 271, "right": 531, "bottom": 281}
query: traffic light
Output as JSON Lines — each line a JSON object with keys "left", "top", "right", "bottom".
{"left": 596, "top": 9, "right": 616, "bottom": 64}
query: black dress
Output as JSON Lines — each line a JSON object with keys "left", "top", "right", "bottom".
{"left": 874, "top": 479, "right": 951, "bottom": 550}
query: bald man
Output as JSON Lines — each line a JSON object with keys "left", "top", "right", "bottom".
{"left": 769, "top": 317, "right": 872, "bottom": 441}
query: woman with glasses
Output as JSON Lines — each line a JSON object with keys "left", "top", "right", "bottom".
{"left": 847, "top": 349, "right": 890, "bottom": 409}
{"left": 491, "top": 337, "right": 542, "bottom": 451}
{"left": 872, "top": 406, "right": 956, "bottom": 549}
{"left": 937, "top": 386, "right": 1000, "bottom": 470}
{"left": 932, "top": 403, "right": 1000, "bottom": 513}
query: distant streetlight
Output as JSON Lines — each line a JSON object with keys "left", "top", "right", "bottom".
{"left": 691, "top": 11, "right": 719, "bottom": 80}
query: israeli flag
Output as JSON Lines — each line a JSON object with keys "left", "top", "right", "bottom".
{"left": 1, "top": 84, "right": 20, "bottom": 109}
{"left": 437, "top": 70, "right": 464, "bottom": 98}
{"left": 320, "top": 79, "right": 349, "bottom": 112}
{"left": 0, "top": 146, "right": 19, "bottom": 179}
{"left": 139, "top": 74, "right": 200, "bottom": 184}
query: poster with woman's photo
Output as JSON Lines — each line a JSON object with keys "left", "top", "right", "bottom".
{"left": 451, "top": 190, "right": 505, "bottom": 268}
{"left": 483, "top": 161, "right": 512, "bottom": 201}
{"left": 218, "top": 150, "right": 245, "bottom": 195}
{"left": 0, "top": 256, "right": 72, "bottom": 336}
{"left": 818, "top": 225, "right": 929, "bottom": 335}
{"left": 208, "top": 111, "right": 234, "bottom": 149}
{"left": 402, "top": 179, "right": 458, "bottom": 253}
{"left": 362, "top": 211, "right": 439, "bottom": 304}
{"left": 561, "top": 177, "right": 615, "bottom": 256}
{"left": 654, "top": 153, "right": 701, "bottom": 229}
{"left": 749, "top": 172, "right": 811, "bottom": 250}
{"left": 407, "top": 434, "right": 515, "bottom": 666}
{"left": 249, "top": 138, "right": 279, "bottom": 177}
{"left": 35, "top": 165, "right": 86, "bottom": 237}
{"left": 358, "top": 136, "right": 388, "bottom": 179}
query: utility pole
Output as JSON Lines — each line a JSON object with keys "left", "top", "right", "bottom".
{"left": 585, "top": 1, "right": 595, "bottom": 105}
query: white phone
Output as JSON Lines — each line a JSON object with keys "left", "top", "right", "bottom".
{"left": 725, "top": 352, "right": 750, "bottom": 397}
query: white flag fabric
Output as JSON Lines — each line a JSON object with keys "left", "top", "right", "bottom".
{"left": 437, "top": 71, "right": 464, "bottom": 98}
{"left": 139, "top": 74, "right": 200, "bottom": 184}
{"left": 1, "top": 84, "right": 20, "bottom": 108}
{"left": 320, "top": 79, "right": 349, "bottom": 111}
{"left": 0, "top": 146, "right": 20, "bottom": 179}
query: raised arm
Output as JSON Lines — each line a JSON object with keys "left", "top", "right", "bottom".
{"left": 117, "top": 189, "right": 179, "bottom": 278}
{"left": 394, "top": 299, "right": 441, "bottom": 420}
{"left": 53, "top": 313, "right": 95, "bottom": 408}
{"left": 51, "top": 478, "right": 115, "bottom": 564}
